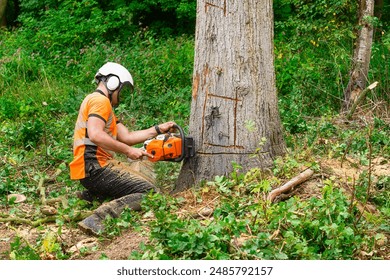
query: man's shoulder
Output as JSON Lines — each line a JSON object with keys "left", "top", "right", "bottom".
{"left": 85, "top": 92, "right": 110, "bottom": 105}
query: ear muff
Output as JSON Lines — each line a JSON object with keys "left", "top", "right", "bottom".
{"left": 106, "top": 76, "right": 120, "bottom": 91}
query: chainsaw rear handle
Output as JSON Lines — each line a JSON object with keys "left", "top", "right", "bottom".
{"left": 171, "top": 124, "right": 185, "bottom": 162}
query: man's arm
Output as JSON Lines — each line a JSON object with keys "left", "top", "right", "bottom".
{"left": 87, "top": 116, "right": 152, "bottom": 160}
{"left": 116, "top": 121, "right": 176, "bottom": 146}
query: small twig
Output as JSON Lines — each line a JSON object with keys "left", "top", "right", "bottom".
{"left": 355, "top": 125, "right": 374, "bottom": 224}
{"left": 366, "top": 127, "right": 373, "bottom": 202}
{"left": 348, "top": 177, "right": 357, "bottom": 215}
{"left": 340, "top": 137, "right": 354, "bottom": 168}
{"left": 38, "top": 176, "right": 46, "bottom": 205}
{"left": 46, "top": 197, "right": 68, "bottom": 208}
{"left": 38, "top": 167, "right": 64, "bottom": 206}
{"left": 1, "top": 217, "right": 33, "bottom": 226}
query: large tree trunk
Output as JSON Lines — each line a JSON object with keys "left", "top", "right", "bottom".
{"left": 0, "top": 0, "right": 7, "bottom": 27}
{"left": 175, "top": 0, "right": 286, "bottom": 191}
{"left": 343, "top": 0, "right": 375, "bottom": 111}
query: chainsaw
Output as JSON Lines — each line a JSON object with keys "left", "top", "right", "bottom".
{"left": 143, "top": 124, "right": 195, "bottom": 162}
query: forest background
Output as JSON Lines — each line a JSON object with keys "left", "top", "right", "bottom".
{"left": 0, "top": 0, "right": 389, "bottom": 260}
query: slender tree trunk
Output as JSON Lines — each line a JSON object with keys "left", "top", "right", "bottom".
{"left": 175, "top": 0, "right": 286, "bottom": 191}
{"left": 343, "top": 0, "right": 375, "bottom": 111}
{"left": 0, "top": 0, "right": 7, "bottom": 27}
{"left": 374, "top": 0, "right": 383, "bottom": 20}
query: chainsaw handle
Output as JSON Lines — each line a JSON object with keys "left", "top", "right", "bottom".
{"left": 171, "top": 124, "right": 185, "bottom": 162}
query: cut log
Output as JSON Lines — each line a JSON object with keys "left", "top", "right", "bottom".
{"left": 267, "top": 169, "right": 314, "bottom": 203}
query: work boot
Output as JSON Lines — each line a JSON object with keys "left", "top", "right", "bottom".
{"left": 78, "top": 193, "right": 144, "bottom": 235}
{"left": 78, "top": 213, "right": 104, "bottom": 235}
{"left": 76, "top": 190, "right": 94, "bottom": 203}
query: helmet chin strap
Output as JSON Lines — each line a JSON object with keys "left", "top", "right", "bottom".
{"left": 98, "top": 77, "right": 120, "bottom": 107}
{"left": 106, "top": 85, "right": 120, "bottom": 108}
{"left": 102, "top": 80, "right": 114, "bottom": 104}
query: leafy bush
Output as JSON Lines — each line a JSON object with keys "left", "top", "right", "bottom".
{"left": 274, "top": 0, "right": 389, "bottom": 130}
{"left": 133, "top": 192, "right": 245, "bottom": 260}
{"left": 16, "top": 0, "right": 132, "bottom": 68}
{"left": 9, "top": 236, "right": 40, "bottom": 260}
{"left": 132, "top": 174, "right": 377, "bottom": 260}
{"left": 258, "top": 183, "right": 364, "bottom": 260}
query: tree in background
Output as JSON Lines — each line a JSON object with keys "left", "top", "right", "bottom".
{"left": 125, "top": 0, "right": 196, "bottom": 35}
{"left": 343, "top": 0, "right": 375, "bottom": 111}
{"left": 176, "top": 0, "right": 286, "bottom": 190}
{"left": 0, "top": 0, "right": 7, "bottom": 27}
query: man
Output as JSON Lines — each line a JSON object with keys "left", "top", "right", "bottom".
{"left": 69, "top": 62, "right": 175, "bottom": 235}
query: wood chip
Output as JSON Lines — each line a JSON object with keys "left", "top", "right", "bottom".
{"left": 7, "top": 194, "right": 26, "bottom": 203}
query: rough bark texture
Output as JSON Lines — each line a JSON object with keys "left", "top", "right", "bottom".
{"left": 0, "top": 0, "right": 7, "bottom": 27}
{"left": 343, "top": 0, "right": 375, "bottom": 111}
{"left": 175, "top": 0, "right": 286, "bottom": 191}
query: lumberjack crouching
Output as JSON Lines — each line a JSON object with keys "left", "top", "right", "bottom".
{"left": 69, "top": 62, "right": 175, "bottom": 235}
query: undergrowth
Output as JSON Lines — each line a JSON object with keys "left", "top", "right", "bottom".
{"left": 1, "top": 0, "right": 389, "bottom": 260}
{"left": 129, "top": 153, "right": 388, "bottom": 260}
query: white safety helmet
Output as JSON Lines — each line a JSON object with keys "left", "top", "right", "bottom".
{"left": 94, "top": 62, "right": 134, "bottom": 92}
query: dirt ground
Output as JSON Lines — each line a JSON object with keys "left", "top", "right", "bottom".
{"left": 0, "top": 157, "right": 389, "bottom": 260}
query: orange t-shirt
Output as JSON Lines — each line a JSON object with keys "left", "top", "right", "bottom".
{"left": 69, "top": 92, "right": 118, "bottom": 179}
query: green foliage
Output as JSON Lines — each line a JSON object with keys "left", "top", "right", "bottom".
{"left": 16, "top": 0, "right": 131, "bottom": 67}
{"left": 9, "top": 236, "right": 40, "bottom": 260}
{"left": 130, "top": 171, "right": 381, "bottom": 260}
{"left": 243, "top": 188, "right": 364, "bottom": 260}
{"left": 283, "top": 115, "right": 390, "bottom": 165}
{"left": 120, "top": 34, "right": 194, "bottom": 128}
{"left": 274, "top": 0, "right": 389, "bottom": 132}
{"left": 1, "top": 0, "right": 388, "bottom": 261}
{"left": 102, "top": 208, "right": 141, "bottom": 237}
{"left": 8, "top": 230, "right": 71, "bottom": 260}
{"left": 126, "top": 0, "right": 196, "bottom": 35}
{"left": 132, "top": 192, "right": 246, "bottom": 260}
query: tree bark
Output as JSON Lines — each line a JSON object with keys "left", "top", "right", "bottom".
{"left": 175, "top": 0, "right": 286, "bottom": 191}
{"left": 0, "top": 0, "right": 7, "bottom": 27}
{"left": 342, "top": 0, "right": 375, "bottom": 111}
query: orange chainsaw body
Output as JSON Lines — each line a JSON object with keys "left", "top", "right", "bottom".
{"left": 145, "top": 135, "right": 183, "bottom": 162}
{"left": 143, "top": 124, "right": 195, "bottom": 162}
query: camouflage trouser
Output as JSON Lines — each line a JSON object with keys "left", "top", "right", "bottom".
{"left": 80, "top": 159, "right": 157, "bottom": 199}
{"left": 80, "top": 159, "right": 157, "bottom": 219}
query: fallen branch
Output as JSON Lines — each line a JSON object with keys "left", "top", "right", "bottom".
{"left": 46, "top": 197, "right": 68, "bottom": 208}
{"left": 0, "top": 211, "right": 93, "bottom": 227}
{"left": 38, "top": 168, "right": 68, "bottom": 209}
{"left": 267, "top": 169, "right": 314, "bottom": 203}
{"left": 346, "top": 81, "right": 378, "bottom": 120}
{"left": 38, "top": 176, "right": 46, "bottom": 205}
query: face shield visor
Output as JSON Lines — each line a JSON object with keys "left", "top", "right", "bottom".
{"left": 115, "top": 82, "right": 134, "bottom": 107}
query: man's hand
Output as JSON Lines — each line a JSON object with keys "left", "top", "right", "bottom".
{"left": 125, "top": 146, "right": 153, "bottom": 160}
{"left": 157, "top": 121, "right": 176, "bottom": 134}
